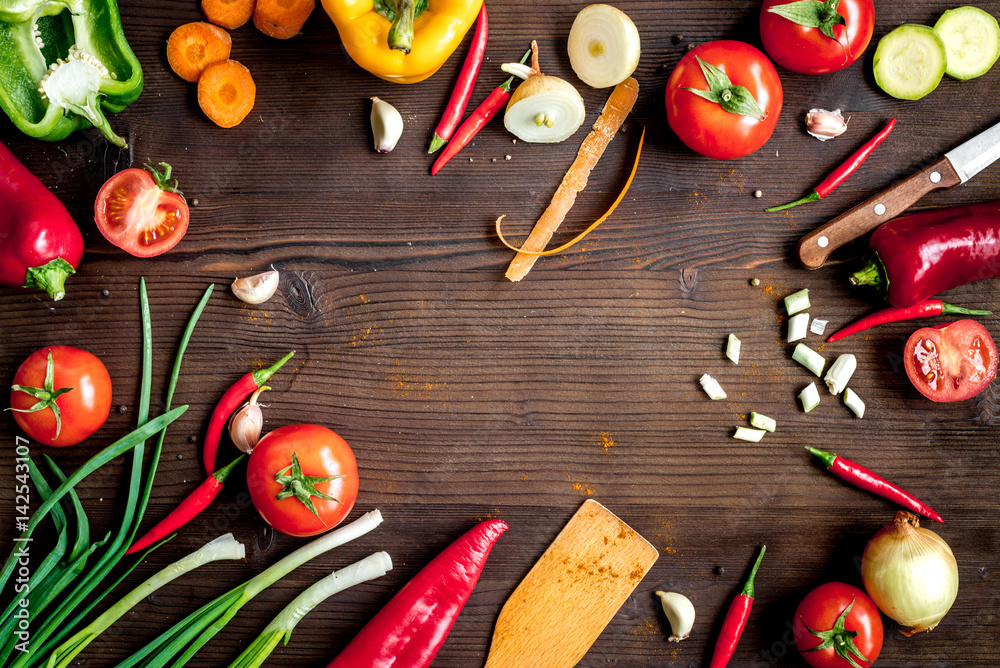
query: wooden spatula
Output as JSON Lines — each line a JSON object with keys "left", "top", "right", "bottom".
{"left": 484, "top": 499, "right": 659, "bottom": 668}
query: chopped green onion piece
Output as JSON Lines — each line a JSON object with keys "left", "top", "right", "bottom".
{"left": 726, "top": 334, "right": 741, "bottom": 364}
{"left": 787, "top": 313, "right": 809, "bottom": 342}
{"left": 733, "top": 427, "right": 766, "bottom": 442}
{"left": 792, "top": 343, "right": 826, "bottom": 377}
{"left": 749, "top": 412, "right": 776, "bottom": 432}
{"left": 810, "top": 318, "right": 828, "bottom": 336}
{"left": 824, "top": 354, "right": 857, "bottom": 394}
{"left": 799, "top": 382, "right": 820, "bottom": 412}
{"left": 699, "top": 373, "right": 726, "bottom": 400}
{"left": 784, "top": 288, "right": 811, "bottom": 315}
{"left": 843, "top": 388, "right": 865, "bottom": 418}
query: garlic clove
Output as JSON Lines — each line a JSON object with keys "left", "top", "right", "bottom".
{"left": 232, "top": 270, "right": 279, "bottom": 305}
{"left": 655, "top": 590, "right": 695, "bottom": 642}
{"left": 228, "top": 386, "right": 268, "bottom": 453}
{"left": 805, "top": 108, "right": 848, "bottom": 141}
{"left": 370, "top": 97, "right": 403, "bottom": 153}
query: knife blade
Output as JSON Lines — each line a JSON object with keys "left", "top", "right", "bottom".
{"left": 797, "top": 117, "right": 1000, "bottom": 269}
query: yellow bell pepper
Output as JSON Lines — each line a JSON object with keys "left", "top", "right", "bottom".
{"left": 322, "top": 0, "right": 483, "bottom": 83}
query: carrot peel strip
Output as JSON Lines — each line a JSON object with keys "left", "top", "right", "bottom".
{"left": 496, "top": 127, "right": 644, "bottom": 257}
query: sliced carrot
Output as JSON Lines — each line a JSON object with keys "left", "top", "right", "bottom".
{"left": 253, "top": 0, "right": 315, "bottom": 39}
{"left": 166, "top": 22, "right": 232, "bottom": 83}
{"left": 197, "top": 59, "right": 256, "bottom": 128}
{"left": 504, "top": 77, "right": 640, "bottom": 282}
{"left": 202, "top": 0, "right": 257, "bottom": 30}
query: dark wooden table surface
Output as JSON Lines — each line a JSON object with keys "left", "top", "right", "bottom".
{"left": 3, "top": 0, "right": 1000, "bottom": 666}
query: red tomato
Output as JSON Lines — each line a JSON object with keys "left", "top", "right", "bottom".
{"left": 10, "top": 346, "right": 113, "bottom": 447}
{"left": 665, "top": 40, "right": 782, "bottom": 160}
{"left": 793, "top": 582, "right": 883, "bottom": 668}
{"left": 94, "top": 163, "right": 189, "bottom": 257}
{"left": 760, "top": 0, "right": 875, "bottom": 74}
{"left": 246, "top": 424, "right": 359, "bottom": 537}
{"left": 904, "top": 319, "right": 998, "bottom": 402}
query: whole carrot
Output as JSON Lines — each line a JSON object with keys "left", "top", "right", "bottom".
{"left": 766, "top": 119, "right": 896, "bottom": 212}
{"left": 709, "top": 546, "right": 765, "bottom": 668}
{"left": 203, "top": 350, "right": 293, "bottom": 475}
{"left": 125, "top": 455, "right": 245, "bottom": 555}
{"left": 806, "top": 446, "right": 943, "bottom": 523}
{"left": 428, "top": 6, "right": 488, "bottom": 153}
{"left": 430, "top": 49, "right": 531, "bottom": 176}
{"left": 827, "top": 299, "right": 990, "bottom": 342}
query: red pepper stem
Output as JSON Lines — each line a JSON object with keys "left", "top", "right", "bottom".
{"left": 213, "top": 454, "right": 246, "bottom": 483}
{"left": 23, "top": 257, "right": 76, "bottom": 301}
{"left": 739, "top": 546, "right": 766, "bottom": 598}
{"left": 849, "top": 253, "right": 889, "bottom": 300}
{"left": 765, "top": 190, "right": 821, "bottom": 212}
{"left": 805, "top": 445, "right": 838, "bottom": 469}
{"left": 251, "top": 350, "right": 295, "bottom": 387}
{"left": 941, "top": 301, "right": 991, "bottom": 315}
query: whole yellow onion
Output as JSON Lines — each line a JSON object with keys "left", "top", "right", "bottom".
{"left": 861, "top": 511, "right": 958, "bottom": 636}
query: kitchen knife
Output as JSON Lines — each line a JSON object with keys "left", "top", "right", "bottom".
{"left": 797, "top": 117, "right": 1000, "bottom": 269}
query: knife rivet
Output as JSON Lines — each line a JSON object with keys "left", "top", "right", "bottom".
{"left": 930, "top": 171, "right": 942, "bottom": 183}
{"left": 818, "top": 236, "right": 829, "bottom": 248}
{"left": 874, "top": 203, "right": 886, "bottom": 215}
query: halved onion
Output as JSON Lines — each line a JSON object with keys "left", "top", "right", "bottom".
{"left": 568, "top": 4, "right": 641, "bottom": 88}
{"left": 504, "top": 41, "right": 586, "bottom": 143}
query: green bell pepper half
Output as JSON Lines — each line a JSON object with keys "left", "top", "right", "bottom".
{"left": 0, "top": 0, "right": 143, "bottom": 147}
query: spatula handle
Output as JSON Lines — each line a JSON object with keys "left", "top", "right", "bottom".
{"left": 797, "top": 155, "right": 962, "bottom": 269}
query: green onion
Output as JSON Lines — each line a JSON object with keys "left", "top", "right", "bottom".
{"left": 726, "top": 334, "right": 741, "bottom": 364}
{"left": 824, "top": 354, "right": 857, "bottom": 394}
{"left": 799, "top": 382, "right": 820, "bottom": 413}
{"left": 227, "top": 552, "right": 393, "bottom": 668}
{"left": 45, "top": 534, "right": 245, "bottom": 668}
{"left": 792, "top": 343, "right": 826, "bottom": 377}
{"left": 787, "top": 313, "right": 809, "bottom": 342}
{"left": 784, "top": 288, "right": 810, "bottom": 315}
{"left": 749, "top": 412, "right": 776, "bottom": 432}
{"left": 699, "top": 374, "right": 726, "bottom": 400}
{"left": 122, "top": 510, "right": 385, "bottom": 668}
{"left": 843, "top": 388, "right": 866, "bottom": 418}
{"left": 733, "top": 427, "right": 766, "bottom": 442}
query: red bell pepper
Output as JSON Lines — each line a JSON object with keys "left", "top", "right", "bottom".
{"left": 327, "top": 518, "right": 508, "bottom": 668}
{"left": 0, "top": 140, "right": 84, "bottom": 301}
{"left": 850, "top": 200, "right": 1000, "bottom": 308}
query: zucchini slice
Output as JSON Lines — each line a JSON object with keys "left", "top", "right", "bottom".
{"left": 873, "top": 24, "right": 947, "bottom": 100}
{"left": 934, "top": 6, "right": 1000, "bottom": 80}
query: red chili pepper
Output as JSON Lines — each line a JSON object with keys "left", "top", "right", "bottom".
{"left": 709, "top": 545, "right": 765, "bottom": 668}
{"left": 428, "top": 6, "right": 488, "bottom": 154}
{"left": 766, "top": 119, "right": 896, "bottom": 212}
{"left": 125, "top": 455, "right": 245, "bottom": 555}
{"left": 327, "top": 518, "right": 507, "bottom": 668}
{"left": 850, "top": 200, "right": 1000, "bottom": 308}
{"left": 203, "top": 350, "right": 294, "bottom": 475}
{"left": 0, "top": 140, "right": 84, "bottom": 301}
{"left": 827, "top": 299, "right": 990, "bottom": 342}
{"left": 805, "top": 446, "right": 943, "bottom": 523}
{"left": 430, "top": 48, "right": 531, "bottom": 176}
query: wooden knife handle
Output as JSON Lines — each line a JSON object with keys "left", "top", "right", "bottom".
{"left": 797, "top": 155, "right": 962, "bottom": 269}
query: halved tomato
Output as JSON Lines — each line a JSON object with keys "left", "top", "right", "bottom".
{"left": 94, "top": 163, "right": 189, "bottom": 257}
{"left": 904, "top": 319, "right": 998, "bottom": 402}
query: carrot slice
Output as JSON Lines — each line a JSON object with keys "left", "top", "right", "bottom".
{"left": 202, "top": 0, "right": 257, "bottom": 30}
{"left": 197, "top": 59, "right": 256, "bottom": 128}
{"left": 166, "top": 22, "right": 232, "bottom": 83}
{"left": 253, "top": 0, "right": 315, "bottom": 39}
{"left": 496, "top": 127, "right": 644, "bottom": 257}
{"left": 504, "top": 77, "right": 640, "bottom": 282}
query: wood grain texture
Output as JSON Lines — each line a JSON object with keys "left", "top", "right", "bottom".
{"left": 2, "top": 0, "right": 1000, "bottom": 666}
{"left": 484, "top": 500, "right": 659, "bottom": 668}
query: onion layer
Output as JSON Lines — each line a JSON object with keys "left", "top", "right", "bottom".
{"left": 861, "top": 511, "right": 958, "bottom": 635}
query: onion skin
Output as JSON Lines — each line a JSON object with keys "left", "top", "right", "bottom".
{"left": 861, "top": 511, "right": 958, "bottom": 636}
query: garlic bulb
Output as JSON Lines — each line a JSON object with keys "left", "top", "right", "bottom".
{"left": 861, "top": 511, "right": 958, "bottom": 635}
{"left": 370, "top": 97, "right": 403, "bottom": 153}
{"left": 232, "top": 270, "right": 279, "bottom": 305}
{"left": 228, "top": 387, "right": 268, "bottom": 453}
{"left": 805, "top": 109, "right": 848, "bottom": 141}
{"left": 655, "top": 591, "right": 695, "bottom": 642}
